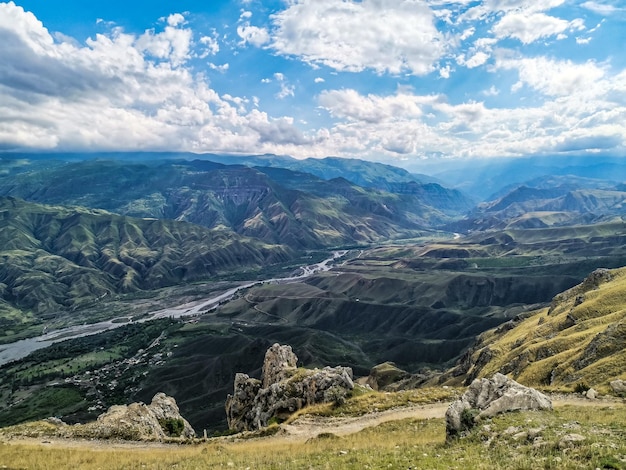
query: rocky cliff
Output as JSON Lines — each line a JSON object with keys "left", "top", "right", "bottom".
{"left": 226, "top": 344, "right": 354, "bottom": 431}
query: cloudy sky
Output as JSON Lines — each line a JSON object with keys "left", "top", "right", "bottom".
{"left": 1, "top": 0, "right": 625, "bottom": 165}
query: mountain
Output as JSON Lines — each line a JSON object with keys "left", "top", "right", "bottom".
{"left": 0, "top": 158, "right": 473, "bottom": 249}
{"left": 193, "top": 154, "right": 442, "bottom": 188}
{"left": 444, "top": 267, "right": 626, "bottom": 390}
{"left": 0, "top": 197, "right": 290, "bottom": 334}
{"left": 449, "top": 174, "right": 626, "bottom": 232}
{"left": 406, "top": 156, "right": 626, "bottom": 201}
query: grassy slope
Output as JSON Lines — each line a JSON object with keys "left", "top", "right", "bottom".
{"left": 0, "top": 197, "right": 290, "bottom": 337}
{"left": 447, "top": 266, "right": 626, "bottom": 390}
{"left": 1, "top": 395, "right": 625, "bottom": 469}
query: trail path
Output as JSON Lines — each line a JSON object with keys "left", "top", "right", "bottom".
{"left": 272, "top": 395, "right": 623, "bottom": 443}
{"left": 278, "top": 403, "right": 450, "bottom": 442}
{"left": 2, "top": 396, "right": 622, "bottom": 449}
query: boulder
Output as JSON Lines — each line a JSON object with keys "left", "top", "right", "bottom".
{"left": 445, "top": 373, "right": 552, "bottom": 439}
{"left": 610, "top": 379, "right": 626, "bottom": 395}
{"left": 585, "top": 388, "right": 598, "bottom": 399}
{"left": 76, "top": 393, "right": 195, "bottom": 440}
{"left": 226, "top": 343, "right": 354, "bottom": 432}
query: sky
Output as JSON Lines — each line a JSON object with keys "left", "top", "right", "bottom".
{"left": 0, "top": 0, "right": 625, "bottom": 166}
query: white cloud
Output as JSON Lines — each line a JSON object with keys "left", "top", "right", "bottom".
{"left": 135, "top": 19, "right": 193, "bottom": 67}
{"left": 167, "top": 13, "right": 186, "bottom": 27}
{"left": 319, "top": 89, "right": 425, "bottom": 123}
{"left": 313, "top": 67, "right": 626, "bottom": 159}
{"left": 439, "top": 64, "right": 452, "bottom": 78}
{"left": 492, "top": 12, "right": 583, "bottom": 44}
{"left": 581, "top": 1, "right": 618, "bottom": 15}
{"left": 496, "top": 55, "right": 606, "bottom": 96}
{"left": 460, "top": 0, "right": 566, "bottom": 22}
{"left": 0, "top": 2, "right": 313, "bottom": 154}
{"left": 268, "top": 0, "right": 445, "bottom": 76}
{"left": 482, "top": 85, "right": 500, "bottom": 96}
{"left": 272, "top": 73, "right": 294, "bottom": 99}
{"left": 464, "top": 51, "right": 489, "bottom": 68}
{"left": 208, "top": 62, "right": 229, "bottom": 72}
{"left": 314, "top": 77, "right": 325, "bottom": 83}
{"left": 199, "top": 33, "right": 219, "bottom": 57}
{"left": 237, "top": 24, "right": 270, "bottom": 47}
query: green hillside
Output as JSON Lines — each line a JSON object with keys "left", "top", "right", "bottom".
{"left": 0, "top": 158, "right": 472, "bottom": 249}
{"left": 0, "top": 197, "right": 290, "bottom": 339}
{"left": 446, "top": 266, "right": 626, "bottom": 390}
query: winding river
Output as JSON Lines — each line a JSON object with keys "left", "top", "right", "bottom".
{"left": 0, "top": 251, "right": 347, "bottom": 366}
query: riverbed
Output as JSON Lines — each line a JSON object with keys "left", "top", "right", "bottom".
{"left": 0, "top": 251, "right": 347, "bottom": 366}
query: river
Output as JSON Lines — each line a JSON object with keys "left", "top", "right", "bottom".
{"left": 0, "top": 251, "right": 347, "bottom": 366}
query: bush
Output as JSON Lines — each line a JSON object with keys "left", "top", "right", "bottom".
{"left": 574, "top": 382, "right": 590, "bottom": 394}
{"left": 159, "top": 418, "right": 185, "bottom": 437}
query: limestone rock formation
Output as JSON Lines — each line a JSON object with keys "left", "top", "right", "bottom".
{"left": 445, "top": 373, "right": 552, "bottom": 439}
{"left": 262, "top": 343, "right": 298, "bottom": 388}
{"left": 76, "top": 392, "right": 195, "bottom": 440}
{"left": 226, "top": 343, "right": 354, "bottom": 432}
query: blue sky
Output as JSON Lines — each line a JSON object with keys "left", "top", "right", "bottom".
{"left": 1, "top": 0, "right": 625, "bottom": 166}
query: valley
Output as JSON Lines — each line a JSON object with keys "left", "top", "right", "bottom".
{"left": 0, "top": 153, "right": 625, "bottom": 436}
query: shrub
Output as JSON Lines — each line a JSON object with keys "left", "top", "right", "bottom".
{"left": 159, "top": 418, "right": 185, "bottom": 437}
{"left": 574, "top": 382, "right": 590, "bottom": 394}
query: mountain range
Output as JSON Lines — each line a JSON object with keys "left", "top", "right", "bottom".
{"left": 0, "top": 152, "right": 625, "bottom": 432}
{"left": 0, "top": 158, "right": 473, "bottom": 249}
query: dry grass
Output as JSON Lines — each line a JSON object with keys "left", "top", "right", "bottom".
{"left": 461, "top": 267, "right": 626, "bottom": 391}
{"left": 1, "top": 404, "right": 625, "bottom": 469}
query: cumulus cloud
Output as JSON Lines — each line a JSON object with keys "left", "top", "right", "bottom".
{"left": 492, "top": 12, "right": 583, "bottom": 44}
{"left": 236, "top": 24, "right": 270, "bottom": 47}
{"left": 581, "top": 1, "right": 619, "bottom": 15}
{"left": 496, "top": 55, "right": 606, "bottom": 96}
{"left": 319, "top": 89, "right": 426, "bottom": 123}
{"left": 0, "top": 2, "right": 312, "bottom": 154}
{"left": 268, "top": 0, "right": 444, "bottom": 75}
{"left": 315, "top": 67, "right": 626, "bottom": 159}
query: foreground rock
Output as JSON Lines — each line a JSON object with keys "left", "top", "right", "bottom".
{"left": 72, "top": 393, "right": 195, "bottom": 440}
{"left": 226, "top": 344, "right": 354, "bottom": 432}
{"left": 446, "top": 373, "right": 552, "bottom": 439}
{"left": 610, "top": 379, "right": 626, "bottom": 395}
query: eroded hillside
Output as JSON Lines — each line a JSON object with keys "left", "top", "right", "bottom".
{"left": 446, "top": 266, "right": 626, "bottom": 390}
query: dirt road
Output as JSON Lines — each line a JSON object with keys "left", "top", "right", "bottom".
{"left": 275, "top": 395, "right": 624, "bottom": 443}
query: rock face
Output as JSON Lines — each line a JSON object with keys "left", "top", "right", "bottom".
{"left": 261, "top": 343, "right": 298, "bottom": 388}
{"left": 445, "top": 373, "right": 552, "bottom": 439}
{"left": 226, "top": 343, "right": 354, "bottom": 432}
{"left": 80, "top": 393, "right": 195, "bottom": 440}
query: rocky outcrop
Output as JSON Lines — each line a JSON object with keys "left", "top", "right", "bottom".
{"left": 610, "top": 379, "right": 626, "bottom": 395}
{"left": 445, "top": 373, "right": 552, "bottom": 439}
{"left": 261, "top": 343, "right": 298, "bottom": 388}
{"left": 75, "top": 393, "right": 195, "bottom": 440}
{"left": 226, "top": 344, "right": 354, "bottom": 432}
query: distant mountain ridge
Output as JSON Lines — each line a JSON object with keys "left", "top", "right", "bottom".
{"left": 0, "top": 158, "right": 474, "bottom": 249}
{"left": 449, "top": 173, "right": 626, "bottom": 232}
